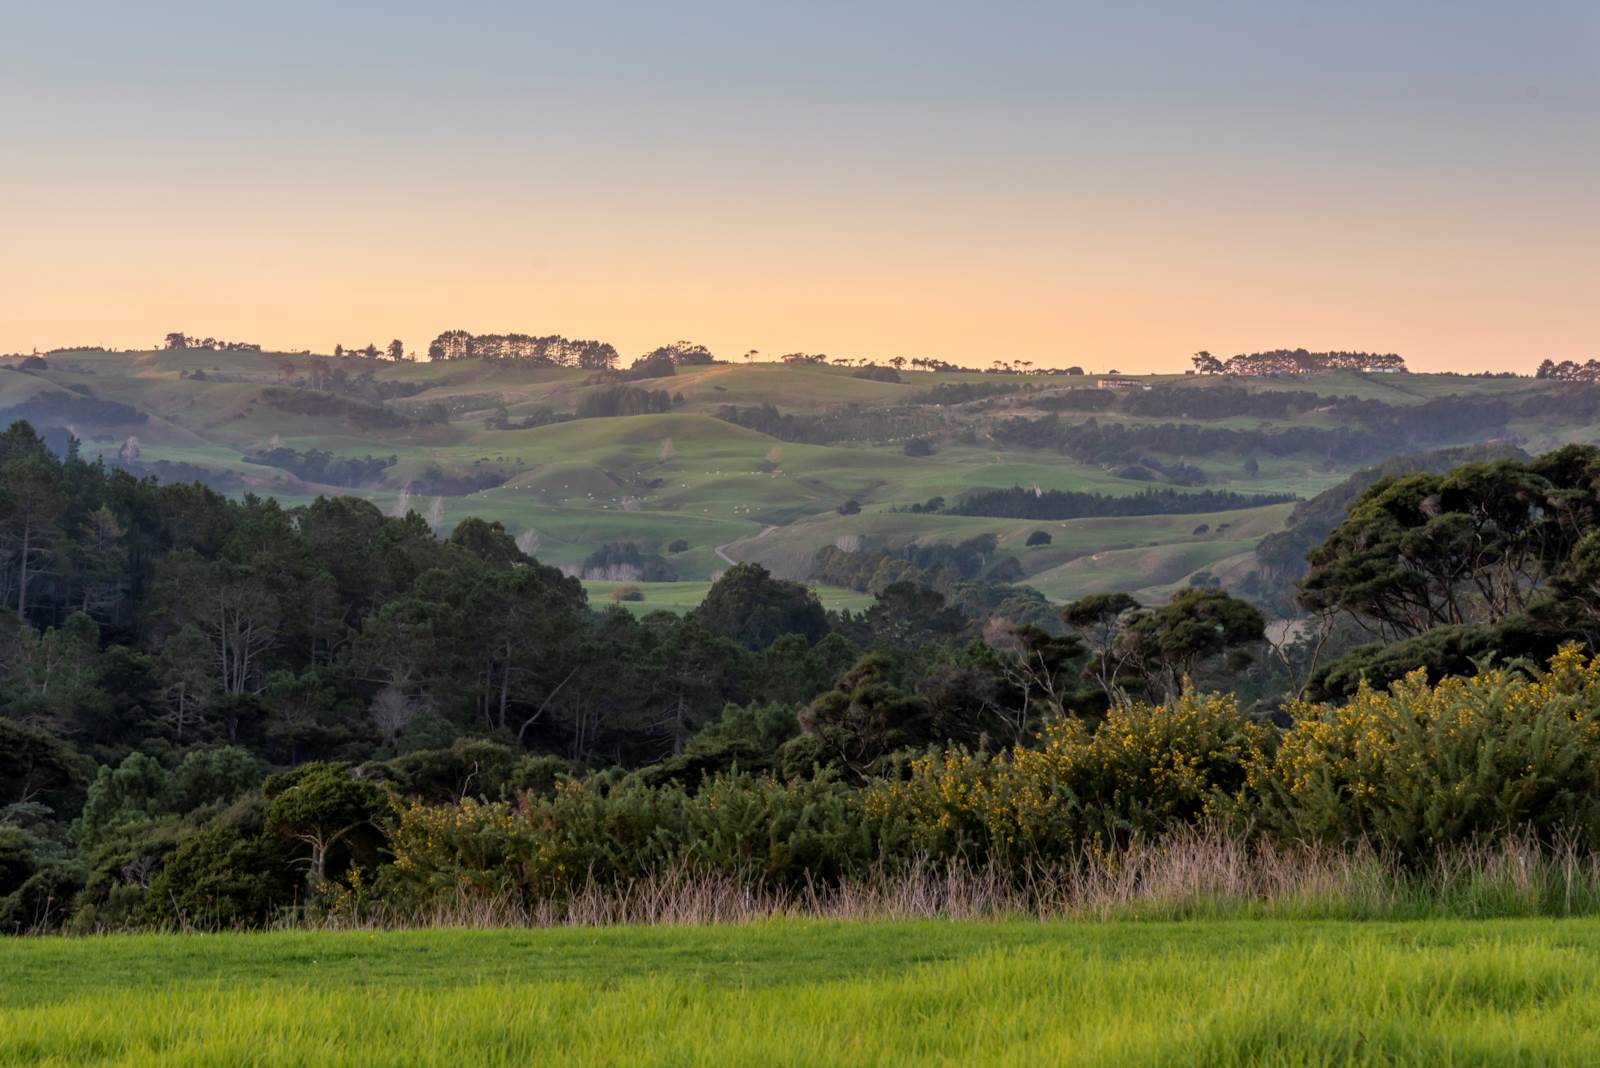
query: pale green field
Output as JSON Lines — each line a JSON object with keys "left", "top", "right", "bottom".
{"left": 5, "top": 919, "right": 1600, "bottom": 1065}
{"left": 583, "top": 579, "right": 876, "bottom": 615}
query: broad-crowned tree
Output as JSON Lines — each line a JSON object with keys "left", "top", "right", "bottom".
{"left": 1118, "top": 588, "right": 1265, "bottom": 700}
{"left": 263, "top": 762, "right": 387, "bottom": 886}
{"left": 799, "top": 653, "right": 935, "bottom": 780}
{"left": 694, "top": 563, "right": 827, "bottom": 650}
{"left": 1060, "top": 592, "right": 1141, "bottom": 703}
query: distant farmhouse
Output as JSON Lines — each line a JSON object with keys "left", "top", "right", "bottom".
{"left": 1096, "top": 376, "right": 1151, "bottom": 391}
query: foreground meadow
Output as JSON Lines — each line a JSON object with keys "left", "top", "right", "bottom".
{"left": 7, "top": 918, "right": 1600, "bottom": 1066}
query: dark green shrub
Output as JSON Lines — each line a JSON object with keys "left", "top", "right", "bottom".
{"left": 146, "top": 824, "right": 295, "bottom": 929}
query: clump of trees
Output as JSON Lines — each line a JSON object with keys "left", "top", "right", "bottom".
{"left": 1297, "top": 446, "right": 1600, "bottom": 697}
{"left": 244, "top": 447, "right": 397, "bottom": 487}
{"left": 1195, "top": 348, "right": 1408, "bottom": 376}
{"left": 576, "top": 387, "right": 675, "bottom": 418}
{"left": 426, "top": 331, "right": 618, "bottom": 369}
{"left": 0, "top": 389, "right": 147, "bottom": 432}
{"left": 949, "top": 485, "right": 1294, "bottom": 521}
{"left": 906, "top": 381, "right": 1022, "bottom": 406}
{"left": 640, "top": 341, "right": 716, "bottom": 366}
{"left": 578, "top": 543, "right": 678, "bottom": 582}
{"left": 1536, "top": 358, "right": 1600, "bottom": 382}
{"left": 162, "top": 333, "right": 261, "bottom": 352}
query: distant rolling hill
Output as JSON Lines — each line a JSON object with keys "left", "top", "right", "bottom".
{"left": 4, "top": 347, "right": 1591, "bottom": 612}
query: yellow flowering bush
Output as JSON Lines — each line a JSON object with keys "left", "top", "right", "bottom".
{"left": 869, "top": 689, "right": 1269, "bottom": 862}
{"left": 363, "top": 649, "right": 1600, "bottom": 902}
{"left": 1246, "top": 645, "right": 1600, "bottom": 856}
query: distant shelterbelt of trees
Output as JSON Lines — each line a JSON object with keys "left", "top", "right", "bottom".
{"left": 427, "top": 330, "right": 620, "bottom": 369}
{"left": 949, "top": 485, "right": 1295, "bottom": 521}
{"left": 1034, "top": 383, "right": 1600, "bottom": 443}
{"left": 810, "top": 536, "right": 1065, "bottom": 629}
{"left": 990, "top": 388, "right": 1534, "bottom": 465}
{"left": 907, "top": 381, "right": 1025, "bottom": 406}
{"left": 274, "top": 360, "right": 432, "bottom": 402}
{"left": 259, "top": 387, "right": 429, "bottom": 430}
{"left": 714, "top": 402, "right": 945, "bottom": 446}
{"left": 1191, "top": 348, "right": 1408, "bottom": 376}
{"left": 242, "top": 447, "right": 397, "bottom": 488}
{"left": 577, "top": 386, "right": 678, "bottom": 418}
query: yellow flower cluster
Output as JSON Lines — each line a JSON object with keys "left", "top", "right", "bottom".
{"left": 1247, "top": 644, "right": 1600, "bottom": 851}
{"left": 868, "top": 689, "right": 1267, "bottom": 857}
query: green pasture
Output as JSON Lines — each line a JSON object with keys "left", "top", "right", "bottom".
{"left": 6, "top": 919, "right": 1600, "bottom": 1065}
{"left": 583, "top": 579, "right": 875, "bottom": 615}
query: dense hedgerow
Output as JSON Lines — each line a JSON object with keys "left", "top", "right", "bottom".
{"left": 303, "top": 648, "right": 1600, "bottom": 922}
{"left": 28, "top": 649, "right": 1600, "bottom": 929}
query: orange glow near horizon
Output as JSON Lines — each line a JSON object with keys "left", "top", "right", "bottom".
{"left": 3, "top": 186, "right": 1593, "bottom": 374}
{"left": 3, "top": 8, "right": 1595, "bottom": 373}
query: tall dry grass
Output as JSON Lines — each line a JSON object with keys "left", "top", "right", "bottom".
{"left": 309, "top": 828, "right": 1600, "bottom": 932}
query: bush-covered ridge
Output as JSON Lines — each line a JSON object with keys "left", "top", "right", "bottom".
{"left": 14, "top": 421, "right": 1600, "bottom": 932}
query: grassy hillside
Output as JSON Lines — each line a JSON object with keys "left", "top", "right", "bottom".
{"left": 5, "top": 347, "right": 1588, "bottom": 608}
{"left": 8, "top": 919, "right": 1600, "bottom": 1065}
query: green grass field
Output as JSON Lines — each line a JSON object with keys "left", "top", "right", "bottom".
{"left": 5, "top": 918, "right": 1600, "bottom": 1065}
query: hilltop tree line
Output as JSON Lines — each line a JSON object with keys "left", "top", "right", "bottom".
{"left": 1536, "top": 358, "right": 1600, "bottom": 382}
{"left": 162, "top": 333, "right": 262, "bottom": 353}
{"left": 1191, "top": 348, "right": 1408, "bottom": 376}
{"left": 426, "top": 331, "right": 621, "bottom": 368}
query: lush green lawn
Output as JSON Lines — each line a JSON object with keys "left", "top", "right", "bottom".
{"left": 7, "top": 918, "right": 1600, "bottom": 1064}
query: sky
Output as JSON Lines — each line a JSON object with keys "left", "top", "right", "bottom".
{"left": 1, "top": 1, "right": 1595, "bottom": 372}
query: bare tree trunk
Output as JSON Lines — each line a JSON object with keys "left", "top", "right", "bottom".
{"left": 16, "top": 515, "right": 29, "bottom": 617}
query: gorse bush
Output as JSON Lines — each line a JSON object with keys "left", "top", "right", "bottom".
{"left": 362, "top": 649, "right": 1600, "bottom": 921}
{"left": 1248, "top": 645, "right": 1600, "bottom": 858}
{"left": 868, "top": 689, "right": 1268, "bottom": 864}
{"left": 372, "top": 773, "right": 874, "bottom": 916}
{"left": 35, "top": 649, "right": 1600, "bottom": 930}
